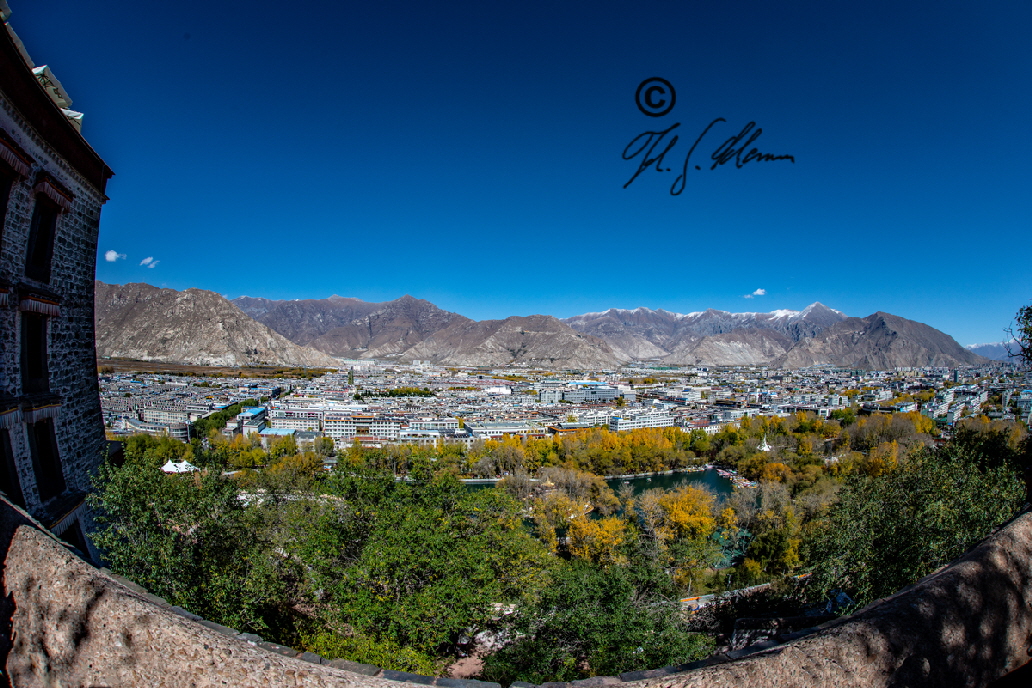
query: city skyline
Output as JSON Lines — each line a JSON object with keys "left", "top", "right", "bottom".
{"left": 13, "top": 0, "right": 1032, "bottom": 346}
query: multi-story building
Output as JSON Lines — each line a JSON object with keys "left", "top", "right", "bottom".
{"left": 608, "top": 411, "right": 675, "bottom": 432}
{"left": 140, "top": 407, "right": 190, "bottom": 425}
{"left": 267, "top": 407, "right": 324, "bottom": 432}
{"left": 0, "top": 10, "right": 113, "bottom": 556}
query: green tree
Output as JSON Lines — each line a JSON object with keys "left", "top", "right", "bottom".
{"left": 804, "top": 435, "right": 1025, "bottom": 608}
{"left": 88, "top": 450, "right": 287, "bottom": 633}
{"left": 294, "top": 468, "right": 551, "bottom": 665}
{"left": 1007, "top": 303, "right": 1032, "bottom": 364}
{"left": 481, "top": 554, "right": 712, "bottom": 684}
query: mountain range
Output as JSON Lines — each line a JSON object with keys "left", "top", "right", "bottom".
{"left": 93, "top": 282, "right": 989, "bottom": 370}
{"left": 965, "top": 341, "right": 1016, "bottom": 362}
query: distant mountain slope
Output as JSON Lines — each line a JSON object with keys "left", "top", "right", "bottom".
{"left": 405, "top": 314, "right": 619, "bottom": 368}
{"left": 564, "top": 303, "right": 846, "bottom": 362}
{"left": 114, "top": 286, "right": 987, "bottom": 370}
{"left": 776, "top": 312, "right": 989, "bottom": 369}
{"left": 306, "top": 296, "right": 474, "bottom": 359}
{"left": 95, "top": 282, "right": 338, "bottom": 367}
{"left": 966, "top": 341, "right": 1015, "bottom": 362}
{"left": 231, "top": 295, "right": 385, "bottom": 345}
{"left": 664, "top": 329, "right": 795, "bottom": 366}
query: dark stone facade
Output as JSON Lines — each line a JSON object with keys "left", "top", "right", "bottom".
{"left": 0, "top": 10, "right": 113, "bottom": 554}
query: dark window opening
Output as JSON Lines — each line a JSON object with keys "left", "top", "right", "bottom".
{"left": 61, "top": 518, "right": 90, "bottom": 559}
{"left": 0, "top": 167, "right": 15, "bottom": 245}
{"left": 0, "top": 429, "right": 25, "bottom": 508}
{"left": 28, "top": 418, "right": 64, "bottom": 502}
{"left": 25, "top": 195, "right": 59, "bottom": 283}
{"left": 20, "top": 312, "right": 49, "bottom": 394}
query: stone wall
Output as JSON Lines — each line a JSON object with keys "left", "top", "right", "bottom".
{"left": 0, "top": 17, "right": 111, "bottom": 547}
{"left": 2, "top": 494, "right": 1031, "bottom": 688}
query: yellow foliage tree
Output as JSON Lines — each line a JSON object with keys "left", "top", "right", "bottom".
{"left": 658, "top": 486, "right": 716, "bottom": 540}
{"left": 567, "top": 516, "right": 628, "bottom": 566}
{"left": 760, "top": 462, "right": 792, "bottom": 483}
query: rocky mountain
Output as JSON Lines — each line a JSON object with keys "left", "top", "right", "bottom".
{"left": 775, "top": 312, "right": 989, "bottom": 369}
{"left": 102, "top": 285, "right": 988, "bottom": 370}
{"left": 305, "top": 296, "right": 473, "bottom": 359}
{"left": 231, "top": 295, "right": 385, "bottom": 345}
{"left": 664, "top": 329, "right": 796, "bottom": 366}
{"left": 563, "top": 303, "right": 847, "bottom": 363}
{"left": 231, "top": 293, "right": 617, "bottom": 368}
{"left": 404, "top": 314, "right": 619, "bottom": 368}
{"left": 966, "top": 341, "right": 1015, "bottom": 362}
{"left": 94, "top": 282, "right": 338, "bottom": 367}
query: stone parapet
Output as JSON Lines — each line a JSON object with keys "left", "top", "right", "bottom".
{"left": 2, "top": 495, "right": 1031, "bottom": 687}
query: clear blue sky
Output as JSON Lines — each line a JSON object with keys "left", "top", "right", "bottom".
{"left": 12, "top": 1, "right": 1031, "bottom": 346}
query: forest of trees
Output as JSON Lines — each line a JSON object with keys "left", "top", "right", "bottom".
{"left": 89, "top": 408, "right": 1030, "bottom": 681}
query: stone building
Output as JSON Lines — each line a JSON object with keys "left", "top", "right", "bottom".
{"left": 0, "top": 4, "right": 113, "bottom": 556}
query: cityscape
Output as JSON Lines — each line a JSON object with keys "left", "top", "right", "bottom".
{"left": 101, "top": 360, "right": 1032, "bottom": 461}
{"left": 2, "top": 0, "right": 1032, "bottom": 686}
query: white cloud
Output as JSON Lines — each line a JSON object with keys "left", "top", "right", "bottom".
{"left": 743, "top": 288, "right": 767, "bottom": 299}
{"left": 104, "top": 250, "right": 126, "bottom": 262}
{"left": 140, "top": 256, "right": 154, "bottom": 266}
{"left": 147, "top": 260, "right": 159, "bottom": 269}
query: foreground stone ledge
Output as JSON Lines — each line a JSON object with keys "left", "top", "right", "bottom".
{"left": 3, "top": 496, "right": 1032, "bottom": 687}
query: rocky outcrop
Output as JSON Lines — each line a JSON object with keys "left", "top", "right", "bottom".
{"left": 94, "top": 282, "right": 337, "bottom": 367}
{"left": 231, "top": 295, "right": 387, "bottom": 346}
{"left": 664, "top": 329, "right": 795, "bottom": 366}
{"left": 234, "top": 294, "right": 615, "bottom": 367}
{"left": 305, "top": 295, "right": 473, "bottom": 359}
{"left": 564, "top": 303, "right": 846, "bottom": 363}
{"left": 406, "top": 314, "right": 619, "bottom": 368}
{"left": 775, "top": 312, "right": 990, "bottom": 369}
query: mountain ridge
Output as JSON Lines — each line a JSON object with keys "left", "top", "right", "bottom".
{"left": 92, "top": 284, "right": 990, "bottom": 370}
{"left": 94, "top": 282, "right": 338, "bottom": 367}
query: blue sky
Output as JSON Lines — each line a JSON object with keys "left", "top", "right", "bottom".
{"left": 12, "top": 1, "right": 1031, "bottom": 346}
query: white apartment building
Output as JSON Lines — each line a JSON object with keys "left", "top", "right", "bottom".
{"left": 608, "top": 411, "right": 675, "bottom": 432}
{"left": 140, "top": 407, "right": 190, "bottom": 425}
{"left": 267, "top": 408, "right": 324, "bottom": 432}
{"left": 322, "top": 413, "right": 402, "bottom": 443}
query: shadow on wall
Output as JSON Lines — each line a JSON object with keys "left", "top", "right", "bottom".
{"left": 3, "top": 495, "right": 1032, "bottom": 687}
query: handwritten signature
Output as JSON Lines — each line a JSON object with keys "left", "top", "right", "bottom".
{"left": 622, "top": 118, "right": 794, "bottom": 195}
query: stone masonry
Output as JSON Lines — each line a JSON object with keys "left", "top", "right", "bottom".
{"left": 0, "top": 6, "right": 113, "bottom": 551}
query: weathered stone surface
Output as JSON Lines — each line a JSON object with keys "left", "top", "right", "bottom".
{"left": 168, "top": 605, "right": 203, "bottom": 622}
{"left": 379, "top": 669, "right": 436, "bottom": 684}
{"left": 436, "top": 678, "right": 501, "bottom": 688}
{"left": 300, "top": 651, "right": 327, "bottom": 664}
{"left": 326, "top": 659, "right": 381, "bottom": 675}
{"left": 570, "top": 676, "right": 622, "bottom": 687}
{"left": 198, "top": 619, "right": 240, "bottom": 636}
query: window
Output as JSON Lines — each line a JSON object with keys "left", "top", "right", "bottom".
{"left": 27, "top": 418, "right": 65, "bottom": 502}
{"left": 0, "top": 429, "right": 25, "bottom": 508}
{"left": 24, "top": 195, "right": 59, "bottom": 283}
{"left": 0, "top": 166, "right": 15, "bottom": 245}
{"left": 21, "top": 312, "right": 49, "bottom": 394}
{"left": 60, "top": 518, "right": 89, "bottom": 558}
